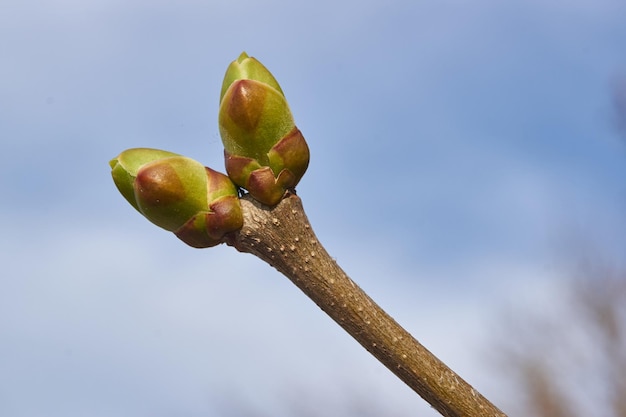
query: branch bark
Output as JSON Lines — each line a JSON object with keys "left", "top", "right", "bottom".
{"left": 225, "top": 193, "right": 507, "bottom": 417}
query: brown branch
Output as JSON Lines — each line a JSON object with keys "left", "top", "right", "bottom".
{"left": 224, "top": 193, "right": 507, "bottom": 417}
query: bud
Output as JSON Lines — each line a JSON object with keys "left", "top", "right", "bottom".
{"left": 110, "top": 148, "right": 243, "bottom": 248}
{"left": 219, "top": 52, "right": 309, "bottom": 206}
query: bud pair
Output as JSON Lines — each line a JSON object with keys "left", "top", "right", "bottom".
{"left": 219, "top": 52, "right": 309, "bottom": 206}
{"left": 110, "top": 148, "right": 243, "bottom": 248}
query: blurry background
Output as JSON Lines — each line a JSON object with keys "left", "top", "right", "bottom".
{"left": 1, "top": 0, "right": 625, "bottom": 416}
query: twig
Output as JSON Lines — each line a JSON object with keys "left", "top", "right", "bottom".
{"left": 225, "top": 193, "right": 507, "bottom": 417}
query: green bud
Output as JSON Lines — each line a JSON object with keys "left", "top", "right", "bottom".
{"left": 110, "top": 148, "right": 243, "bottom": 248}
{"left": 219, "top": 52, "right": 310, "bottom": 206}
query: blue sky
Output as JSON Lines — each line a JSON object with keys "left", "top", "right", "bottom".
{"left": 1, "top": 0, "right": 625, "bottom": 415}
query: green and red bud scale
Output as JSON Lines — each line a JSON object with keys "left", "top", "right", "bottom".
{"left": 110, "top": 148, "right": 243, "bottom": 248}
{"left": 219, "top": 52, "right": 309, "bottom": 206}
